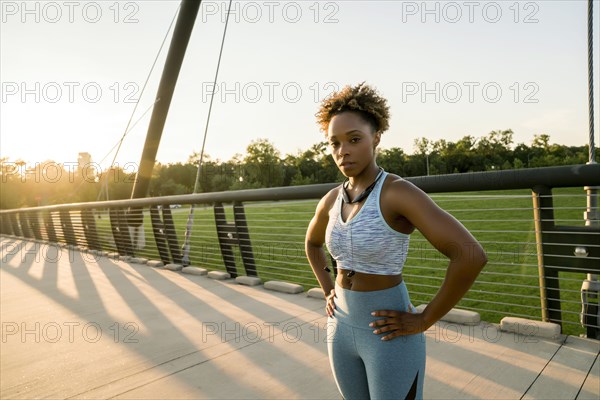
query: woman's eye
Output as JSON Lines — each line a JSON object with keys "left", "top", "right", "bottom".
{"left": 351, "top": 138, "right": 360, "bottom": 143}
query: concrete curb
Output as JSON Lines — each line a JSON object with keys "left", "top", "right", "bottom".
{"left": 500, "top": 317, "right": 561, "bottom": 339}
{"left": 208, "top": 271, "right": 231, "bottom": 280}
{"left": 415, "top": 304, "right": 480, "bottom": 325}
{"left": 236, "top": 276, "right": 262, "bottom": 286}
{"left": 264, "top": 281, "right": 304, "bottom": 294}
{"left": 130, "top": 257, "right": 149, "bottom": 264}
{"left": 307, "top": 288, "right": 325, "bottom": 299}
{"left": 181, "top": 266, "right": 208, "bottom": 275}
{"left": 164, "top": 263, "right": 183, "bottom": 271}
{"left": 146, "top": 260, "right": 164, "bottom": 268}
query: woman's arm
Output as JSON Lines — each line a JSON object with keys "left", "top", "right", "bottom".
{"left": 371, "top": 179, "right": 488, "bottom": 339}
{"left": 305, "top": 191, "right": 337, "bottom": 314}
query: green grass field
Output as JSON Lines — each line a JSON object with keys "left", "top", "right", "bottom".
{"left": 87, "top": 186, "right": 592, "bottom": 336}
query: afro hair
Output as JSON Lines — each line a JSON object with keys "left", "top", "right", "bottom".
{"left": 315, "top": 82, "right": 390, "bottom": 135}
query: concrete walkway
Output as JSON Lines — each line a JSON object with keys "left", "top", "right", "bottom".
{"left": 1, "top": 237, "right": 598, "bottom": 399}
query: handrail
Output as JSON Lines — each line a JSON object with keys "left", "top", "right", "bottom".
{"left": 2, "top": 163, "right": 599, "bottom": 337}
{"left": 2, "top": 164, "right": 599, "bottom": 213}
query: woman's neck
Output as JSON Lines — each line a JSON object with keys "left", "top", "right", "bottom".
{"left": 347, "top": 164, "right": 381, "bottom": 191}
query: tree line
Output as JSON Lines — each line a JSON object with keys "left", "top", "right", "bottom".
{"left": 0, "top": 130, "right": 596, "bottom": 209}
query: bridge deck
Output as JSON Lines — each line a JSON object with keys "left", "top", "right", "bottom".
{"left": 1, "top": 237, "right": 598, "bottom": 399}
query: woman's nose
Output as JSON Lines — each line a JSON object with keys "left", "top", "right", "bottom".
{"left": 337, "top": 143, "right": 350, "bottom": 157}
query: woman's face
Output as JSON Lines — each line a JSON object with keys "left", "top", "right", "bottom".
{"left": 327, "top": 111, "right": 381, "bottom": 177}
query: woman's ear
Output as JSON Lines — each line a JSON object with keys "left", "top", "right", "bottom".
{"left": 373, "top": 132, "right": 381, "bottom": 148}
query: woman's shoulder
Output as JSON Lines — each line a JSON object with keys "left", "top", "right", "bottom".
{"left": 380, "top": 172, "right": 425, "bottom": 207}
{"left": 382, "top": 171, "right": 412, "bottom": 191}
{"left": 314, "top": 186, "right": 340, "bottom": 216}
{"left": 323, "top": 186, "right": 341, "bottom": 208}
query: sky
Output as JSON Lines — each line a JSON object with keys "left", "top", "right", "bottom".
{"left": 1, "top": 0, "right": 599, "bottom": 170}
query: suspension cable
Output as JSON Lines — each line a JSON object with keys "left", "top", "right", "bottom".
{"left": 193, "top": 0, "right": 233, "bottom": 193}
{"left": 181, "top": 0, "right": 233, "bottom": 266}
{"left": 96, "top": 2, "right": 181, "bottom": 201}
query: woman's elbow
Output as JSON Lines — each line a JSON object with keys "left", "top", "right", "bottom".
{"left": 473, "top": 245, "right": 488, "bottom": 270}
{"left": 455, "top": 242, "right": 487, "bottom": 271}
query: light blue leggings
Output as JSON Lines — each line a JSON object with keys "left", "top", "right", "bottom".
{"left": 327, "top": 281, "right": 426, "bottom": 400}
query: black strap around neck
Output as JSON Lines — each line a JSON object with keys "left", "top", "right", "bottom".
{"left": 341, "top": 168, "right": 384, "bottom": 204}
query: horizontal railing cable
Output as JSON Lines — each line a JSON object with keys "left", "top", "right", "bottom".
{"left": 2, "top": 164, "right": 599, "bottom": 336}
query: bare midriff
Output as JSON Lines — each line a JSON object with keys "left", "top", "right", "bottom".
{"left": 336, "top": 269, "right": 403, "bottom": 291}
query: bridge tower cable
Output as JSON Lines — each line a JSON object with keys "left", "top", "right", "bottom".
{"left": 181, "top": 0, "right": 234, "bottom": 266}
{"left": 95, "top": 4, "right": 181, "bottom": 202}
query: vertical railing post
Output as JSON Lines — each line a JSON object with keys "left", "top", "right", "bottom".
{"left": 109, "top": 208, "right": 134, "bottom": 256}
{"left": 44, "top": 212, "right": 58, "bottom": 243}
{"left": 9, "top": 213, "right": 21, "bottom": 237}
{"left": 532, "top": 185, "right": 562, "bottom": 326}
{"left": 149, "top": 206, "right": 171, "bottom": 264}
{"left": 18, "top": 213, "right": 32, "bottom": 239}
{"left": 59, "top": 210, "right": 77, "bottom": 246}
{"left": 233, "top": 202, "right": 257, "bottom": 277}
{"left": 28, "top": 212, "right": 42, "bottom": 240}
{"left": 82, "top": 209, "right": 101, "bottom": 251}
{"left": 581, "top": 183, "right": 599, "bottom": 338}
{"left": 1, "top": 213, "right": 14, "bottom": 236}
{"left": 214, "top": 202, "right": 238, "bottom": 277}
{"left": 162, "top": 207, "right": 182, "bottom": 264}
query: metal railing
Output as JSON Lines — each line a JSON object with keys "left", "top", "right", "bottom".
{"left": 1, "top": 164, "right": 599, "bottom": 337}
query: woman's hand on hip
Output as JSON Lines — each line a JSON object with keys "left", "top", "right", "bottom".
{"left": 326, "top": 289, "right": 337, "bottom": 317}
{"left": 369, "top": 308, "right": 430, "bottom": 340}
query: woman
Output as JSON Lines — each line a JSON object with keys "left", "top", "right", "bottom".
{"left": 305, "top": 82, "right": 487, "bottom": 400}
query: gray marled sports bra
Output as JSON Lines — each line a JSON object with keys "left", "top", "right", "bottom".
{"left": 325, "top": 170, "right": 410, "bottom": 275}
